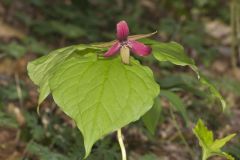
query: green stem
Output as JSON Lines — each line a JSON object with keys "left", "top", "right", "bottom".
{"left": 169, "top": 107, "right": 195, "bottom": 159}
{"left": 202, "top": 151, "right": 208, "bottom": 160}
{"left": 117, "top": 129, "right": 127, "bottom": 160}
{"left": 15, "top": 73, "right": 23, "bottom": 108}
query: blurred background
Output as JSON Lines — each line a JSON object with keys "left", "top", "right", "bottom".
{"left": 0, "top": 0, "right": 240, "bottom": 160}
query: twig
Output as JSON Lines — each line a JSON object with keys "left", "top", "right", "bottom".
{"left": 231, "top": 0, "right": 240, "bottom": 68}
{"left": 117, "top": 129, "right": 127, "bottom": 160}
{"left": 237, "top": 0, "right": 240, "bottom": 62}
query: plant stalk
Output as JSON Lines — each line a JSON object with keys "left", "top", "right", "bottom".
{"left": 231, "top": 0, "right": 240, "bottom": 68}
{"left": 117, "top": 129, "right": 127, "bottom": 160}
{"left": 169, "top": 107, "right": 195, "bottom": 160}
{"left": 202, "top": 151, "right": 208, "bottom": 160}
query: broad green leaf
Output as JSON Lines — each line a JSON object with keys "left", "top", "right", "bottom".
{"left": 48, "top": 55, "right": 160, "bottom": 157}
{"left": 152, "top": 41, "right": 199, "bottom": 76}
{"left": 151, "top": 41, "right": 226, "bottom": 110}
{"left": 160, "top": 90, "right": 189, "bottom": 125}
{"left": 27, "top": 45, "right": 75, "bottom": 105}
{"left": 193, "top": 119, "right": 236, "bottom": 160}
{"left": 152, "top": 41, "right": 193, "bottom": 66}
{"left": 27, "top": 45, "right": 102, "bottom": 106}
{"left": 142, "top": 97, "right": 162, "bottom": 135}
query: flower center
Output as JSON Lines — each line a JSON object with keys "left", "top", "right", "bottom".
{"left": 120, "top": 40, "right": 129, "bottom": 47}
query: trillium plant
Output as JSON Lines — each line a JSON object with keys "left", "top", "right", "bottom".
{"left": 27, "top": 20, "right": 233, "bottom": 160}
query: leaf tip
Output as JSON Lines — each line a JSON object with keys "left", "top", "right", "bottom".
{"left": 83, "top": 143, "right": 93, "bottom": 159}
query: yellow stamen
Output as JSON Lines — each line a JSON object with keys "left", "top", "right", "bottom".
{"left": 120, "top": 46, "right": 130, "bottom": 64}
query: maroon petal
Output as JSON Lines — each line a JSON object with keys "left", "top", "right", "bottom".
{"left": 104, "top": 42, "right": 121, "bottom": 57}
{"left": 129, "top": 40, "right": 152, "bottom": 56}
{"left": 116, "top": 20, "right": 129, "bottom": 41}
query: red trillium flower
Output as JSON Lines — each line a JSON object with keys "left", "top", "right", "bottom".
{"left": 101, "top": 20, "right": 156, "bottom": 64}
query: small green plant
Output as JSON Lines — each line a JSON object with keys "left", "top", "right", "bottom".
{"left": 27, "top": 20, "right": 227, "bottom": 159}
{"left": 193, "top": 119, "right": 236, "bottom": 160}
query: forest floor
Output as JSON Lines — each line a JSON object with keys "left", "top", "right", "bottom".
{"left": 0, "top": 1, "right": 240, "bottom": 160}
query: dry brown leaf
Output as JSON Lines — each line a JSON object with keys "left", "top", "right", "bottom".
{"left": 211, "top": 59, "right": 229, "bottom": 73}
{"left": 140, "top": 0, "right": 156, "bottom": 10}
{"left": 0, "top": 128, "right": 19, "bottom": 160}
{"left": 232, "top": 67, "right": 240, "bottom": 80}
{"left": 0, "top": 58, "right": 16, "bottom": 76}
{"left": 7, "top": 103, "right": 25, "bottom": 126}
{"left": 0, "top": 20, "right": 25, "bottom": 39}
{"left": 205, "top": 20, "right": 231, "bottom": 45}
{"left": 5, "top": 151, "right": 23, "bottom": 160}
{"left": 0, "top": 3, "right": 5, "bottom": 15}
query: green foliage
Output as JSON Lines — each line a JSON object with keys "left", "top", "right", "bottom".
{"left": 32, "top": 21, "right": 86, "bottom": 39}
{"left": 49, "top": 56, "right": 159, "bottom": 157}
{"left": 22, "top": 108, "right": 120, "bottom": 160}
{"left": 0, "top": 81, "right": 27, "bottom": 101}
{"left": 28, "top": 37, "right": 229, "bottom": 158}
{"left": 199, "top": 74, "right": 226, "bottom": 110}
{"left": 142, "top": 97, "right": 162, "bottom": 135}
{"left": 160, "top": 90, "right": 189, "bottom": 125}
{"left": 193, "top": 119, "right": 236, "bottom": 160}
{"left": 150, "top": 41, "right": 226, "bottom": 110}
{"left": 152, "top": 42, "right": 196, "bottom": 70}
{"left": 141, "top": 39, "right": 199, "bottom": 76}
{"left": 159, "top": 17, "right": 219, "bottom": 66}
{"left": 24, "top": 111, "right": 45, "bottom": 141}
{"left": 139, "top": 153, "right": 158, "bottom": 160}
{"left": 0, "top": 42, "right": 27, "bottom": 58}
{"left": 28, "top": 45, "right": 75, "bottom": 105}
{"left": 26, "top": 142, "right": 70, "bottom": 160}
{"left": 158, "top": 74, "right": 205, "bottom": 97}
{"left": 27, "top": 44, "right": 102, "bottom": 106}
{"left": 28, "top": 44, "right": 159, "bottom": 158}
{"left": 5, "top": 0, "right": 228, "bottom": 61}
{"left": 0, "top": 38, "right": 49, "bottom": 58}
{"left": 1, "top": 0, "right": 235, "bottom": 159}
{"left": 224, "top": 143, "right": 240, "bottom": 159}
{"left": 23, "top": 38, "right": 50, "bottom": 55}
{"left": 215, "top": 77, "right": 240, "bottom": 96}
{"left": 159, "top": 73, "right": 228, "bottom": 111}
{"left": 0, "top": 103, "right": 18, "bottom": 128}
